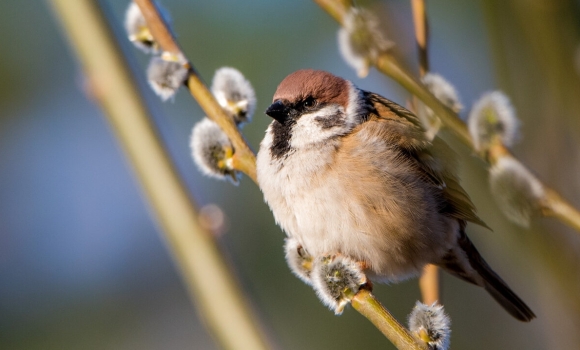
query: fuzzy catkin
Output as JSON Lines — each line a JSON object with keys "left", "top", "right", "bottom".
{"left": 489, "top": 156, "right": 544, "bottom": 227}
{"left": 284, "top": 238, "right": 313, "bottom": 285}
{"left": 124, "top": 1, "right": 172, "bottom": 54}
{"left": 408, "top": 301, "right": 451, "bottom": 350}
{"left": 147, "top": 56, "right": 188, "bottom": 101}
{"left": 468, "top": 91, "right": 520, "bottom": 152}
{"left": 190, "top": 118, "right": 239, "bottom": 184}
{"left": 422, "top": 73, "right": 463, "bottom": 113}
{"left": 211, "top": 67, "right": 256, "bottom": 126}
{"left": 417, "top": 73, "right": 462, "bottom": 139}
{"left": 311, "top": 255, "right": 367, "bottom": 314}
{"left": 337, "top": 8, "right": 393, "bottom": 77}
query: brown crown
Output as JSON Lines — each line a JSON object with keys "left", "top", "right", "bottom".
{"left": 272, "top": 70, "right": 350, "bottom": 108}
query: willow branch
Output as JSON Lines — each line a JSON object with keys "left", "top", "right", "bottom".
{"left": 410, "top": 0, "right": 440, "bottom": 306}
{"left": 418, "top": 264, "right": 440, "bottom": 306}
{"left": 134, "top": 0, "right": 257, "bottom": 183}
{"left": 352, "top": 290, "right": 427, "bottom": 350}
{"left": 411, "top": 0, "right": 429, "bottom": 76}
{"left": 314, "top": 0, "right": 580, "bottom": 234}
{"left": 49, "top": 1, "right": 269, "bottom": 349}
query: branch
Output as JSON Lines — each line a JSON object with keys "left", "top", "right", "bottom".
{"left": 418, "top": 264, "right": 439, "bottom": 305}
{"left": 314, "top": 0, "right": 580, "bottom": 234}
{"left": 352, "top": 290, "right": 427, "bottom": 350}
{"left": 134, "top": 0, "right": 258, "bottom": 183}
{"left": 49, "top": 1, "right": 269, "bottom": 349}
{"left": 410, "top": 0, "right": 440, "bottom": 306}
{"left": 411, "top": 0, "right": 429, "bottom": 76}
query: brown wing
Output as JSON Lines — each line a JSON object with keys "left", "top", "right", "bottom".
{"left": 365, "top": 91, "right": 490, "bottom": 229}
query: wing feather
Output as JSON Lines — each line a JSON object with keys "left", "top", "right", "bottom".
{"left": 365, "top": 91, "right": 489, "bottom": 229}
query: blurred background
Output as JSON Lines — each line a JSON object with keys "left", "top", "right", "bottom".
{"left": 1, "top": 0, "right": 580, "bottom": 349}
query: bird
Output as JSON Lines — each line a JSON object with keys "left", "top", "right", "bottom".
{"left": 256, "top": 69, "right": 535, "bottom": 322}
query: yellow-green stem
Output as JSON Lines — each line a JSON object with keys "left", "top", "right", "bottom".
{"left": 352, "top": 290, "right": 427, "bottom": 350}
{"left": 543, "top": 190, "right": 580, "bottom": 232}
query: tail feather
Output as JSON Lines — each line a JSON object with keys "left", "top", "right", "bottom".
{"left": 442, "top": 230, "right": 536, "bottom": 322}
{"left": 484, "top": 279, "right": 536, "bottom": 322}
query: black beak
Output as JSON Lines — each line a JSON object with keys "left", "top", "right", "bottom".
{"left": 265, "top": 100, "right": 288, "bottom": 124}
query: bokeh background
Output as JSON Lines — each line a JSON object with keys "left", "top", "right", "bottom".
{"left": 1, "top": 0, "right": 580, "bottom": 349}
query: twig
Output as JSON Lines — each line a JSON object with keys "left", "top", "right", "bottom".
{"left": 314, "top": 0, "right": 580, "bottom": 234}
{"left": 316, "top": 0, "right": 350, "bottom": 23}
{"left": 411, "top": 0, "right": 429, "bottom": 76}
{"left": 410, "top": 0, "right": 440, "bottom": 306}
{"left": 49, "top": 1, "right": 269, "bottom": 349}
{"left": 542, "top": 189, "right": 580, "bottom": 229}
{"left": 352, "top": 290, "right": 427, "bottom": 350}
{"left": 418, "top": 264, "right": 439, "bottom": 305}
{"left": 134, "top": 0, "right": 258, "bottom": 183}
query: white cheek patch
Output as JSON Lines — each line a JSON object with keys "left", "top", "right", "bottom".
{"left": 290, "top": 105, "right": 351, "bottom": 148}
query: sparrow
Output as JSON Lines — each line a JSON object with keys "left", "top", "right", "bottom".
{"left": 256, "top": 69, "right": 535, "bottom": 322}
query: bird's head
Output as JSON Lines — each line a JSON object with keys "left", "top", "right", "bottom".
{"left": 265, "top": 70, "right": 367, "bottom": 158}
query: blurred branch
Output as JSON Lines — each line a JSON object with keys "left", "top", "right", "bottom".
{"left": 352, "top": 290, "right": 427, "bottom": 350}
{"left": 134, "top": 0, "right": 257, "bottom": 183}
{"left": 411, "top": 0, "right": 429, "bottom": 76}
{"left": 410, "top": 0, "right": 440, "bottom": 307}
{"left": 314, "top": 0, "right": 580, "bottom": 234}
{"left": 418, "top": 264, "right": 439, "bottom": 306}
{"left": 49, "top": 1, "right": 269, "bottom": 349}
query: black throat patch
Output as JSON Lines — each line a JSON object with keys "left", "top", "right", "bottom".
{"left": 269, "top": 119, "right": 296, "bottom": 159}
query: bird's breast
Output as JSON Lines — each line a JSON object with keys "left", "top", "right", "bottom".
{"left": 257, "top": 131, "right": 450, "bottom": 281}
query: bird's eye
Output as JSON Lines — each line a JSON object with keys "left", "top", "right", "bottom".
{"left": 303, "top": 97, "right": 316, "bottom": 108}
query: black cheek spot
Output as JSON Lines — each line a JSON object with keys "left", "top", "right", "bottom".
{"left": 315, "top": 114, "right": 345, "bottom": 129}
